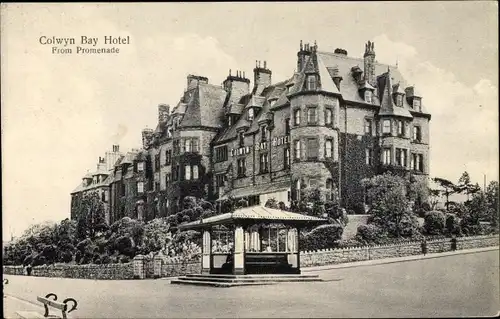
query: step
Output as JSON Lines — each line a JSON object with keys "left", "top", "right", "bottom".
{"left": 170, "top": 279, "right": 278, "bottom": 287}
{"left": 185, "top": 273, "right": 319, "bottom": 279}
{"left": 177, "top": 276, "right": 323, "bottom": 283}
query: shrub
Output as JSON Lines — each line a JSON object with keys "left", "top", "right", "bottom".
{"left": 278, "top": 202, "right": 286, "bottom": 210}
{"left": 60, "top": 250, "right": 73, "bottom": 263}
{"left": 120, "top": 255, "right": 131, "bottom": 263}
{"left": 182, "top": 215, "right": 191, "bottom": 223}
{"left": 423, "top": 211, "right": 446, "bottom": 235}
{"left": 32, "top": 254, "right": 47, "bottom": 266}
{"left": 445, "top": 213, "right": 461, "bottom": 236}
{"left": 76, "top": 238, "right": 93, "bottom": 253}
{"left": 100, "top": 255, "right": 111, "bottom": 264}
{"left": 23, "top": 254, "right": 34, "bottom": 266}
{"left": 264, "top": 198, "right": 279, "bottom": 209}
{"left": 114, "top": 236, "right": 133, "bottom": 255}
{"left": 355, "top": 224, "right": 387, "bottom": 245}
{"left": 302, "top": 224, "right": 344, "bottom": 251}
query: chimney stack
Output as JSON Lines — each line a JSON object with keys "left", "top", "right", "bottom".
{"left": 158, "top": 104, "right": 170, "bottom": 123}
{"left": 253, "top": 60, "right": 272, "bottom": 96}
{"left": 142, "top": 128, "right": 154, "bottom": 150}
{"left": 363, "top": 40, "right": 376, "bottom": 86}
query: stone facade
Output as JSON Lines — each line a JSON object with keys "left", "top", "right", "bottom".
{"left": 70, "top": 40, "right": 432, "bottom": 222}
{"left": 300, "top": 235, "right": 499, "bottom": 267}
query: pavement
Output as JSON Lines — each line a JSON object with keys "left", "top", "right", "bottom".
{"left": 302, "top": 246, "right": 500, "bottom": 272}
{"left": 3, "top": 248, "right": 499, "bottom": 318}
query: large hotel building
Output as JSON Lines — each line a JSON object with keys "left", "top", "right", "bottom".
{"left": 70, "top": 41, "right": 431, "bottom": 224}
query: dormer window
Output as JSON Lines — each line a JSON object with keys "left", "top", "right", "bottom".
{"left": 413, "top": 98, "right": 421, "bottom": 111}
{"left": 395, "top": 94, "right": 403, "bottom": 107}
{"left": 306, "top": 75, "right": 317, "bottom": 91}
{"left": 228, "top": 116, "right": 232, "bottom": 126}
{"left": 364, "top": 91, "right": 372, "bottom": 103}
{"left": 238, "top": 132, "right": 244, "bottom": 147}
{"left": 270, "top": 100, "right": 276, "bottom": 107}
{"left": 248, "top": 108, "right": 254, "bottom": 121}
{"left": 137, "top": 162, "right": 144, "bottom": 172}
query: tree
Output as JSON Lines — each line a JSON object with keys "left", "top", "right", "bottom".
{"left": 264, "top": 198, "right": 279, "bottom": 209}
{"left": 75, "top": 192, "right": 107, "bottom": 240}
{"left": 457, "top": 171, "right": 481, "bottom": 201}
{"left": 362, "top": 173, "right": 420, "bottom": 238}
{"left": 432, "top": 177, "right": 460, "bottom": 211}
{"left": 484, "top": 181, "right": 499, "bottom": 228}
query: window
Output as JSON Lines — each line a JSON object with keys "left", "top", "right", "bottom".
{"left": 307, "top": 138, "right": 319, "bottom": 160}
{"left": 216, "top": 174, "right": 225, "bottom": 187}
{"left": 307, "top": 107, "right": 317, "bottom": 124}
{"left": 325, "top": 108, "right": 333, "bottom": 125}
{"left": 184, "top": 138, "right": 199, "bottom": 153}
{"left": 104, "top": 191, "right": 109, "bottom": 202}
{"left": 293, "top": 109, "right": 301, "bottom": 125}
{"left": 137, "top": 162, "right": 144, "bottom": 172}
{"left": 215, "top": 145, "right": 228, "bottom": 162}
{"left": 228, "top": 116, "right": 232, "bottom": 126}
{"left": 101, "top": 190, "right": 106, "bottom": 202}
{"left": 238, "top": 132, "right": 244, "bottom": 147}
{"left": 261, "top": 125, "right": 267, "bottom": 142}
{"left": 325, "top": 139, "right": 333, "bottom": 158}
{"left": 185, "top": 165, "right": 191, "bottom": 180}
{"left": 411, "top": 154, "right": 424, "bottom": 172}
{"left": 382, "top": 120, "right": 391, "bottom": 134}
{"left": 326, "top": 179, "right": 334, "bottom": 201}
{"left": 414, "top": 99, "right": 421, "bottom": 111}
{"left": 237, "top": 158, "right": 246, "bottom": 177}
{"left": 284, "top": 147, "right": 290, "bottom": 169}
{"left": 137, "top": 182, "right": 144, "bottom": 194}
{"left": 173, "top": 164, "right": 180, "bottom": 181}
{"left": 413, "top": 126, "right": 421, "bottom": 142}
{"left": 365, "top": 119, "right": 373, "bottom": 135}
{"left": 259, "top": 153, "right": 269, "bottom": 173}
{"left": 248, "top": 108, "right": 254, "bottom": 121}
{"left": 165, "top": 174, "right": 170, "bottom": 189}
{"left": 166, "top": 150, "right": 172, "bottom": 165}
{"left": 395, "top": 148, "right": 407, "bottom": 167}
{"left": 193, "top": 165, "right": 199, "bottom": 179}
{"left": 382, "top": 148, "right": 391, "bottom": 165}
{"left": 364, "top": 90, "right": 372, "bottom": 103}
{"left": 397, "top": 121, "right": 404, "bottom": 136}
{"left": 307, "top": 75, "right": 317, "bottom": 91}
{"left": 155, "top": 181, "right": 160, "bottom": 191}
{"left": 396, "top": 94, "right": 403, "bottom": 107}
{"left": 294, "top": 140, "right": 301, "bottom": 160}
{"left": 366, "top": 148, "right": 373, "bottom": 165}
{"left": 285, "top": 118, "right": 290, "bottom": 135}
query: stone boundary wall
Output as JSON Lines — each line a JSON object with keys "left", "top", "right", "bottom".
{"left": 4, "top": 235, "right": 498, "bottom": 278}
{"left": 300, "top": 235, "right": 499, "bottom": 267}
{"left": 2, "top": 263, "right": 134, "bottom": 280}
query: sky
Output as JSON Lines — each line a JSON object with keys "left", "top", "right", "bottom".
{"left": 1, "top": 2, "right": 498, "bottom": 240}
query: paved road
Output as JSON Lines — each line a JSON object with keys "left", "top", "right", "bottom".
{"left": 3, "top": 250, "right": 499, "bottom": 318}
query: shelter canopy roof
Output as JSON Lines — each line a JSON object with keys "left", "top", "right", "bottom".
{"left": 178, "top": 206, "right": 328, "bottom": 230}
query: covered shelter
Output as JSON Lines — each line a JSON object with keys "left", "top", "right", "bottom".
{"left": 178, "top": 206, "right": 328, "bottom": 275}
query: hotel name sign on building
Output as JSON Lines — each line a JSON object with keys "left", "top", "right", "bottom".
{"left": 230, "top": 136, "right": 289, "bottom": 157}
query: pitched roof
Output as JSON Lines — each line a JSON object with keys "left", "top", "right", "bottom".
{"left": 178, "top": 206, "right": 328, "bottom": 229}
{"left": 377, "top": 71, "right": 413, "bottom": 118}
{"left": 180, "top": 83, "right": 227, "bottom": 128}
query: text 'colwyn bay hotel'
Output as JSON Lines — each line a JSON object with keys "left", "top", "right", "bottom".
{"left": 70, "top": 41, "right": 431, "bottom": 224}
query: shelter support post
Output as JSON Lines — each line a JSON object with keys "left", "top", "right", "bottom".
{"left": 202, "top": 229, "right": 211, "bottom": 274}
{"left": 287, "top": 228, "right": 300, "bottom": 274}
{"left": 233, "top": 225, "right": 245, "bottom": 275}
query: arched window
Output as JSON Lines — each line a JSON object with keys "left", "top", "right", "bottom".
{"left": 364, "top": 90, "right": 372, "bottom": 103}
